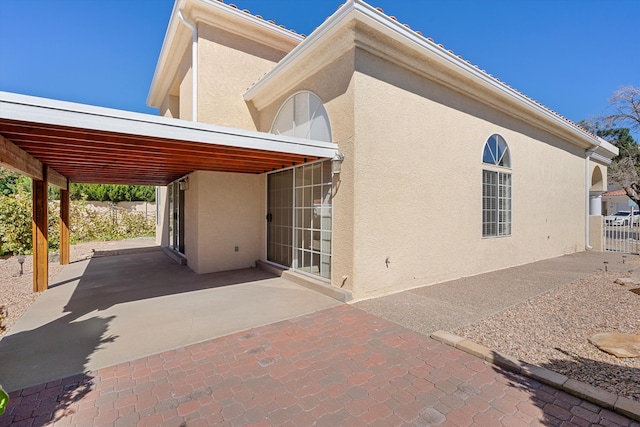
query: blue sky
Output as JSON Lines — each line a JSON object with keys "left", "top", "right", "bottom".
{"left": 1, "top": 0, "right": 638, "bottom": 137}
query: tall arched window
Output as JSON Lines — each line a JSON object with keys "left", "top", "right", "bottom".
{"left": 271, "top": 91, "right": 332, "bottom": 142}
{"left": 482, "top": 134, "right": 512, "bottom": 237}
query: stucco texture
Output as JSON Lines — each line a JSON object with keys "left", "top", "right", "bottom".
{"left": 197, "top": 25, "right": 289, "bottom": 129}
{"left": 346, "top": 48, "right": 588, "bottom": 300}
{"left": 185, "top": 171, "right": 265, "bottom": 274}
{"left": 255, "top": 50, "right": 357, "bottom": 291}
{"left": 150, "top": 4, "right": 606, "bottom": 301}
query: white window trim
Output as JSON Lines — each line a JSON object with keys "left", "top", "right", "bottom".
{"left": 482, "top": 134, "right": 512, "bottom": 238}
{"left": 270, "top": 90, "right": 332, "bottom": 142}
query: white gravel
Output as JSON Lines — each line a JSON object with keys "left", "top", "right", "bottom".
{"left": 455, "top": 261, "right": 640, "bottom": 402}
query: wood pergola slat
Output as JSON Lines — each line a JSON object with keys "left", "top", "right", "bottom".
{"left": 0, "top": 119, "right": 322, "bottom": 185}
{"left": 0, "top": 91, "right": 338, "bottom": 294}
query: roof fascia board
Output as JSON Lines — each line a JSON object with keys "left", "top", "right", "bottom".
{"left": 244, "top": 1, "right": 357, "bottom": 106}
{"left": 1, "top": 92, "right": 336, "bottom": 159}
{"left": 591, "top": 138, "right": 618, "bottom": 164}
{"left": 591, "top": 152, "right": 613, "bottom": 165}
{"left": 148, "top": 0, "right": 302, "bottom": 108}
{"left": 245, "top": 0, "right": 617, "bottom": 159}
{"left": 148, "top": 0, "right": 189, "bottom": 108}
{"left": 351, "top": 5, "right": 612, "bottom": 154}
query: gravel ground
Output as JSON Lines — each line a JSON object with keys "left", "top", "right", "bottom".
{"left": 0, "top": 240, "right": 141, "bottom": 338}
{"left": 455, "top": 261, "right": 640, "bottom": 402}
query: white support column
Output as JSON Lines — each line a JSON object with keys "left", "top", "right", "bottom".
{"left": 590, "top": 195, "right": 602, "bottom": 215}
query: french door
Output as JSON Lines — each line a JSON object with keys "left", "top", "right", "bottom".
{"left": 168, "top": 181, "right": 185, "bottom": 254}
{"left": 267, "top": 161, "right": 332, "bottom": 279}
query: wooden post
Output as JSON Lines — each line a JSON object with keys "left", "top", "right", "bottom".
{"left": 32, "top": 166, "right": 48, "bottom": 292}
{"left": 60, "top": 188, "right": 70, "bottom": 265}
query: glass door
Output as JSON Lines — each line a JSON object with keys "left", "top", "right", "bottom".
{"left": 267, "top": 161, "right": 332, "bottom": 280}
{"left": 293, "top": 162, "right": 332, "bottom": 279}
{"left": 267, "top": 170, "right": 293, "bottom": 266}
{"left": 169, "top": 182, "right": 185, "bottom": 254}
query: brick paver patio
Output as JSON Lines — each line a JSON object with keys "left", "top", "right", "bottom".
{"left": 2, "top": 305, "right": 637, "bottom": 426}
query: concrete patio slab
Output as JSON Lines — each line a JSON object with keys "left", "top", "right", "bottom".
{"left": 0, "top": 248, "right": 340, "bottom": 392}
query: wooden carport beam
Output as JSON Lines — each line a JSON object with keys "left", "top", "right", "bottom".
{"left": 32, "top": 165, "right": 48, "bottom": 292}
{"left": 1, "top": 134, "right": 71, "bottom": 289}
{"left": 0, "top": 134, "right": 43, "bottom": 179}
{"left": 0, "top": 134, "right": 68, "bottom": 189}
{"left": 47, "top": 166, "right": 68, "bottom": 190}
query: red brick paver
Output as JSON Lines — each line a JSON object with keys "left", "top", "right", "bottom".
{"left": 1, "top": 305, "right": 638, "bottom": 426}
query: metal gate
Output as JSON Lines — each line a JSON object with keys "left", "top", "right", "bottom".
{"left": 604, "top": 208, "right": 640, "bottom": 254}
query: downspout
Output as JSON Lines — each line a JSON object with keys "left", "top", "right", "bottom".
{"left": 178, "top": 10, "right": 197, "bottom": 122}
{"left": 585, "top": 147, "right": 597, "bottom": 249}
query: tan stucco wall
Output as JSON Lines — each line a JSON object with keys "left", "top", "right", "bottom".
{"left": 155, "top": 13, "right": 598, "bottom": 300}
{"left": 159, "top": 48, "right": 193, "bottom": 120}
{"left": 196, "top": 25, "right": 290, "bottom": 129}
{"left": 589, "top": 215, "right": 604, "bottom": 252}
{"left": 184, "top": 170, "right": 265, "bottom": 274}
{"left": 345, "top": 48, "right": 588, "bottom": 300}
{"left": 156, "top": 186, "right": 169, "bottom": 247}
{"left": 590, "top": 162, "right": 607, "bottom": 192}
{"left": 255, "top": 50, "right": 357, "bottom": 290}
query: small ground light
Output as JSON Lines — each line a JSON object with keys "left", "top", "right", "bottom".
{"left": 17, "top": 255, "right": 25, "bottom": 275}
{"left": 623, "top": 255, "right": 627, "bottom": 264}
{"left": 603, "top": 261, "right": 609, "bottom": 272}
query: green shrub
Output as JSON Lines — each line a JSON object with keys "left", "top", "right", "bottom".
{"left": 0, "top": 195, "right": 155, "bottom": 255}
{"left": 70, "top": 183, "right": 155, "bottom": 203}
{"left": 0, "top": 193, "right": 32, "bottom": 255}
{"left": 69, "top": 200, "right": 155, "bottom": 242}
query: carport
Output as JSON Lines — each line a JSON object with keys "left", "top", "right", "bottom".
{"left": 0, "top": 91, "right": 337, "bottom": 292}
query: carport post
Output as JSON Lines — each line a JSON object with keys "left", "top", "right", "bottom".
{"left": 32, "top": 165, "right": 48, "bottom": 292}
{"left": 60, "top": 187, "right": 70, "bottom": 265}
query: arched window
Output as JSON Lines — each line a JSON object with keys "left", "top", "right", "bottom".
{"left": 482, "top": 134, "right": 511, "bottom": 167}
{"left": 482, "top": 134, "right": 512, "bottom": 237}
{"left": 271, "top": 91, "right": 332, "bottom": 142}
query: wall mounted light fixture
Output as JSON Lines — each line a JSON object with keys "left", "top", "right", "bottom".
{"left": 331, "top": 152, "right": 345, "bottom": 174}
{"left": 178, "top": 177, "right": 189, "bottom": 191}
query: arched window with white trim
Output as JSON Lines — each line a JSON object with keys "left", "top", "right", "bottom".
{"left": 271, "top": 91, "right": 332, "bottom": 142}
{"left": 482, "top": 134, "right": 512, "bottom": 237}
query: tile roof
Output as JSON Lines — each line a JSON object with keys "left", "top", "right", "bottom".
{"left": 602, "top": 189, "right": 628, "bottom": 197}
{"left": 216, "top": 0, "right": 307, "bottom": 37}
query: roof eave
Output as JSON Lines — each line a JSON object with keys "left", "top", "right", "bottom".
{"left": 2, "top": 91, "right": 337, "bottom": 159}
{"left": 148, "top": 0, "right": 303, "bottom": 109}
{"left": 245, "top": 0, "right": 615, "bottom": 157}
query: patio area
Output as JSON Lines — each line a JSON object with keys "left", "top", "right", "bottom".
{"left": 0, "top": 246, "right": 340, "bottom": 392}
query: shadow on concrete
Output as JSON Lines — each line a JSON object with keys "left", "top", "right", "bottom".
{"left": 0, "top": 246, "right": 339, "bottom": 399}
{"left": 0, "top": 248, "right": 279, "bottom": 425}
{"left": 91, "top": 245, "right": 163, "bottom": 258}
{"left": 61, "top": 248, "right": 274, "bottom": 316}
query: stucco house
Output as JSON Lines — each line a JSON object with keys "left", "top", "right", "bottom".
{"left": 143, "top": 0, "right": 618, "bottom": 301}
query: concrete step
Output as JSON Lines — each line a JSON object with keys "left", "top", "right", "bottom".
{"left": 162, "top": 247, "right": 188, "bottom": 265}
{"left": 256, "top": 260, "right": 352, "bottom": 302}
